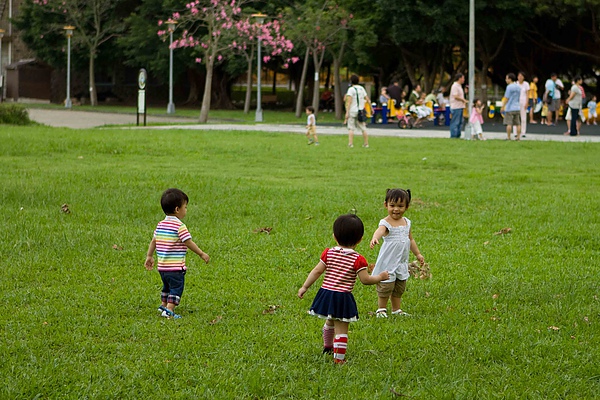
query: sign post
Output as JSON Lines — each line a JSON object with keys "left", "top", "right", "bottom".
{"left": 137, "top": 68, "right": 147, "bottom": 126}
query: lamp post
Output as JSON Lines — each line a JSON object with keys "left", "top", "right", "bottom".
{"left": 64, "top": 26, "right": 75, "bottom": 109}
{"left": 0, "top": 29, "right": 4, "bottom": 102}
{"left": 166, "top": 19, "right": 177, "bottom": 114}
{"left": 252, "top": 13, "right": 266, "bottom": 122}
{"left": 467, "top": 0, "right": 475, "bottom": 139}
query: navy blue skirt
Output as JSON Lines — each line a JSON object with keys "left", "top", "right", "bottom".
{"left": 309, "top": 288, "right": 359, "bottom": 322}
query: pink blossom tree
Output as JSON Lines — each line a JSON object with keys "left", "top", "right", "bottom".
{"left": 161, "top": 0, "right": 293, "bottom": 122}
{"left": 228, "top": 17, "right": 294, "bottom": 114}
{"left": 32, "top": 0, "right": 125, "bottom": 106}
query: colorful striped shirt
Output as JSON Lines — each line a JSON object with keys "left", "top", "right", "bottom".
{"left": 320, "top": 247, "right": 368, "bottom": 293}
{"left": 154, "top": 216, "right": 191, "bottom": 272}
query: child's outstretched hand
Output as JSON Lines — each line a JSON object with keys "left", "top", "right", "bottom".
{"left": 378, "top": 271, "right": 389, "bottom": 281}
{"left": 144, "top": 256, "right": 154, "bottom": 271}
{"left": 369, "top": 238, "right": 379, "bottom": 248}
{"left": 297, "top": 286, "right": 308, "bottom": 299}
{"left": 200, "top": 252, "right": 210, "bottom": 264}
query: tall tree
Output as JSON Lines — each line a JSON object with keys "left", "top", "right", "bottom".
{"left": 19, "top": 0, "right": 129, "bottom": 106}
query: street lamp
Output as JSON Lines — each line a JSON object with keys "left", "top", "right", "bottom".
{"left": 252, "top": 13, "right": 266, "bottom": 122}
{"left": 166, "top": 19, "right": 177, "bottom": 114}
{"left": 64, "top": 26, "right": 75, "bottom": 109}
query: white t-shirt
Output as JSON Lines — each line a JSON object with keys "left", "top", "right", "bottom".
{"left": 518, "top": 81, "right": 530, "bottom": 106}
{"left": 555, "top": 79, "right": 564, "bottom": 99}
{"left": 307, "top": 114, "right": 316, "bottom": 126}
{"left": 345, "top": 85, "right": 368, "bottom": 113}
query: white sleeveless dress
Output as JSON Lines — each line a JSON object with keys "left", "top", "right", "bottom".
{"left": 371, "top": 218, "right": 411, "bottom": 282}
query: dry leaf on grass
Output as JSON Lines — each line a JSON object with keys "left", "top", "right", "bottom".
{"left": 253, "top": 227, "right": 272, "bottom": 234}
{"left": 61, "top": 204, "right": 71, "bottom": 214}
{"left": 494, "top": 227, "right": 512, "bottom": 235}
{"left": 409, "top": 261, "right": 431, "bottom": 279}
{"left": 367, "top": 263, "right": 375, "bottom": 273}
{"left": 262, "top": 305, "right": 281, "bottom": 315}
{"left": 209, "top": 316, "right": 222, "bottom": 325}
{"left": 548, "top": 326, "right": 560, "bottom": 331}
{"left": 112, "top": 244, "right": 123, "bottom": 251}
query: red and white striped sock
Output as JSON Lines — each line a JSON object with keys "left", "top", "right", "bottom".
{"left": 333, "top": 334, "right": 348, "bottom": 363}
{"left": 322, "top": 323, "right": 335, "bottom": 350}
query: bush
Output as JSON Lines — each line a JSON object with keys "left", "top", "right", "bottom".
{"left": 0, "top": 103, "right": 32, "bottom": 125}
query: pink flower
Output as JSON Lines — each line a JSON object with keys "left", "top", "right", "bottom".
{"left": 195, "top": 58, "right": 202, "bottom": 63}
{"left": 158, "top": 20, "right": 163, "bottom": 26}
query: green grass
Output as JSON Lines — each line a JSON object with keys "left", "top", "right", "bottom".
{"left": 1, "top": 126, "right": 599, "bottom": 399}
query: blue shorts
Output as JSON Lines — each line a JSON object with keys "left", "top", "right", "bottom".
{"left": 159, "top": 270, "right": 186, "bottom": 305}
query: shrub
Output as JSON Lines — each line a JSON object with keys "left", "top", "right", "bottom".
{"left": 0, "top": 103, "right": 32, "bottom": 125}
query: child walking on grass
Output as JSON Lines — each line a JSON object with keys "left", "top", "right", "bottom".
{"left": 469, "top": 98, "right": 486, "bottom": 140}
{"left": 370, "top": 189, "right": 425, "bottom": 318}
{"left": 298, "top": 214, "right": 388, "bottom": 364}
{"left": 145, "top": 188, "right": 210, "bottom": 319}
{"left": 305, "top": 106, "right": 319, "bottom": 145}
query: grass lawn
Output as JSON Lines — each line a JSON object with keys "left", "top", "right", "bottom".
{"left": 1, "top": 125, "right": 599, "bottom": 399}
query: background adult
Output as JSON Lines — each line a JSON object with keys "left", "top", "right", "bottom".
{"left": 502, "top": 73, "right": 522, "bottom": 140}
{"left": 449, "top": 74, "right": 467, "bottom": 138}
{"left": 387, "top": 81, "right": 403, "bottom": 110}
{"left": 565, "top": 76, "right": 583, "bottom": 136}
{"left": 514, "top": 72, "right": 530, "bottom": 138}
{"left": 344, "top": 74, "right": 370, "bottom": 148}
{"left": 544, "top": 74, "right": 557, "bottom": 126}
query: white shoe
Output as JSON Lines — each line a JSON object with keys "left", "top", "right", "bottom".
{"left": 392, "top": 309, "right": 411, "bottom": 316}
{"left": 376, "top": 308, "right": 388, "bottom": 318}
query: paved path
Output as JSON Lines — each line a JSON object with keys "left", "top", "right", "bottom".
{"left": 27, "top": 108, "right": 600, "bottom": 142}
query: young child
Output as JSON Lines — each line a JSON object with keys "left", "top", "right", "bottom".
{"left": 145, "top": 188, "right": 210, "bottom": 319}
{"left": 370, "top": 189, "right": 425, "bottom": 318}
{"left": 587, "top": 95, "right": 597, "bottom": 125}
{"left": 469, "top": 98, "right": 486, "bottom": 140}
{"left": 298, "top": 214, "right": 389, "bottom": 364}
{"left": 305, "top": 106, "right": 319, "bottom": 145}
{"left": 541, "top": 103, "right": 548, "bottom": 125}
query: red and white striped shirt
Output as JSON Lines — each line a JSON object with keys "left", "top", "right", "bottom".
{"left": 320, "top": 247, "right": 368, "bottom": 293}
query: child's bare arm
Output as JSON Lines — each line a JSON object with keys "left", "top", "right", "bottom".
{"left": 370, "top": 226, "right": 388, "bottom": 248}
{"left": 357, "top": 269, "right": 389, "bottom": 285}
{"left": 185, "top": 239, "right": 210, "bottom": 263}
{"left": 145, "top": 237, "right": 156, "bottom": 270}
{"left": 298, "top": 261, "right": 326, "bottom": 298}
{"left": 409, "top": 229, "right": 425, "bottom": 265}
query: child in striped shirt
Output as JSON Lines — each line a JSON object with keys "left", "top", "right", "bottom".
{"left": 145, "top": 188, "right": 210, "bottom": 319}
{"left": 298, "top": 214, "right": 388, "bottom": 364}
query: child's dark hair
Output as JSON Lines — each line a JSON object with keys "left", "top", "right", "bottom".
{"left": 161, "top": 188, "right": 189, "bottom": 214}
{"left": 473, "top": 98, "right": 480, "bottom": 105}
{"left": 385, "top": 188, "right": 411, "bottom": 206}
{"left": 333, "top": 214, "right": 364, "bottom": 247}
{"left": 306, "top": 106, "right": 315, "bottom": 113}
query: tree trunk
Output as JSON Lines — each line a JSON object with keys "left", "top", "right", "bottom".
{"left": 199, "top": 58, "right": 214, "bottom": 123}
{"left": 89, "top": 49, "right": 98, "bottom": 106}
{"left": 332, "top": 42, "right": 345, "bottom": 120}
{"left": 244, "top": 54, "right": 253, "bottom": 114}
{"left": 294, "top": 47, "right": 310, "bottom": 118}
{"left": 311, "top": 48, "right": 326, "bottom": 115}
{"left": 272, "top": 69, "right": 277, "bottom": 94}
